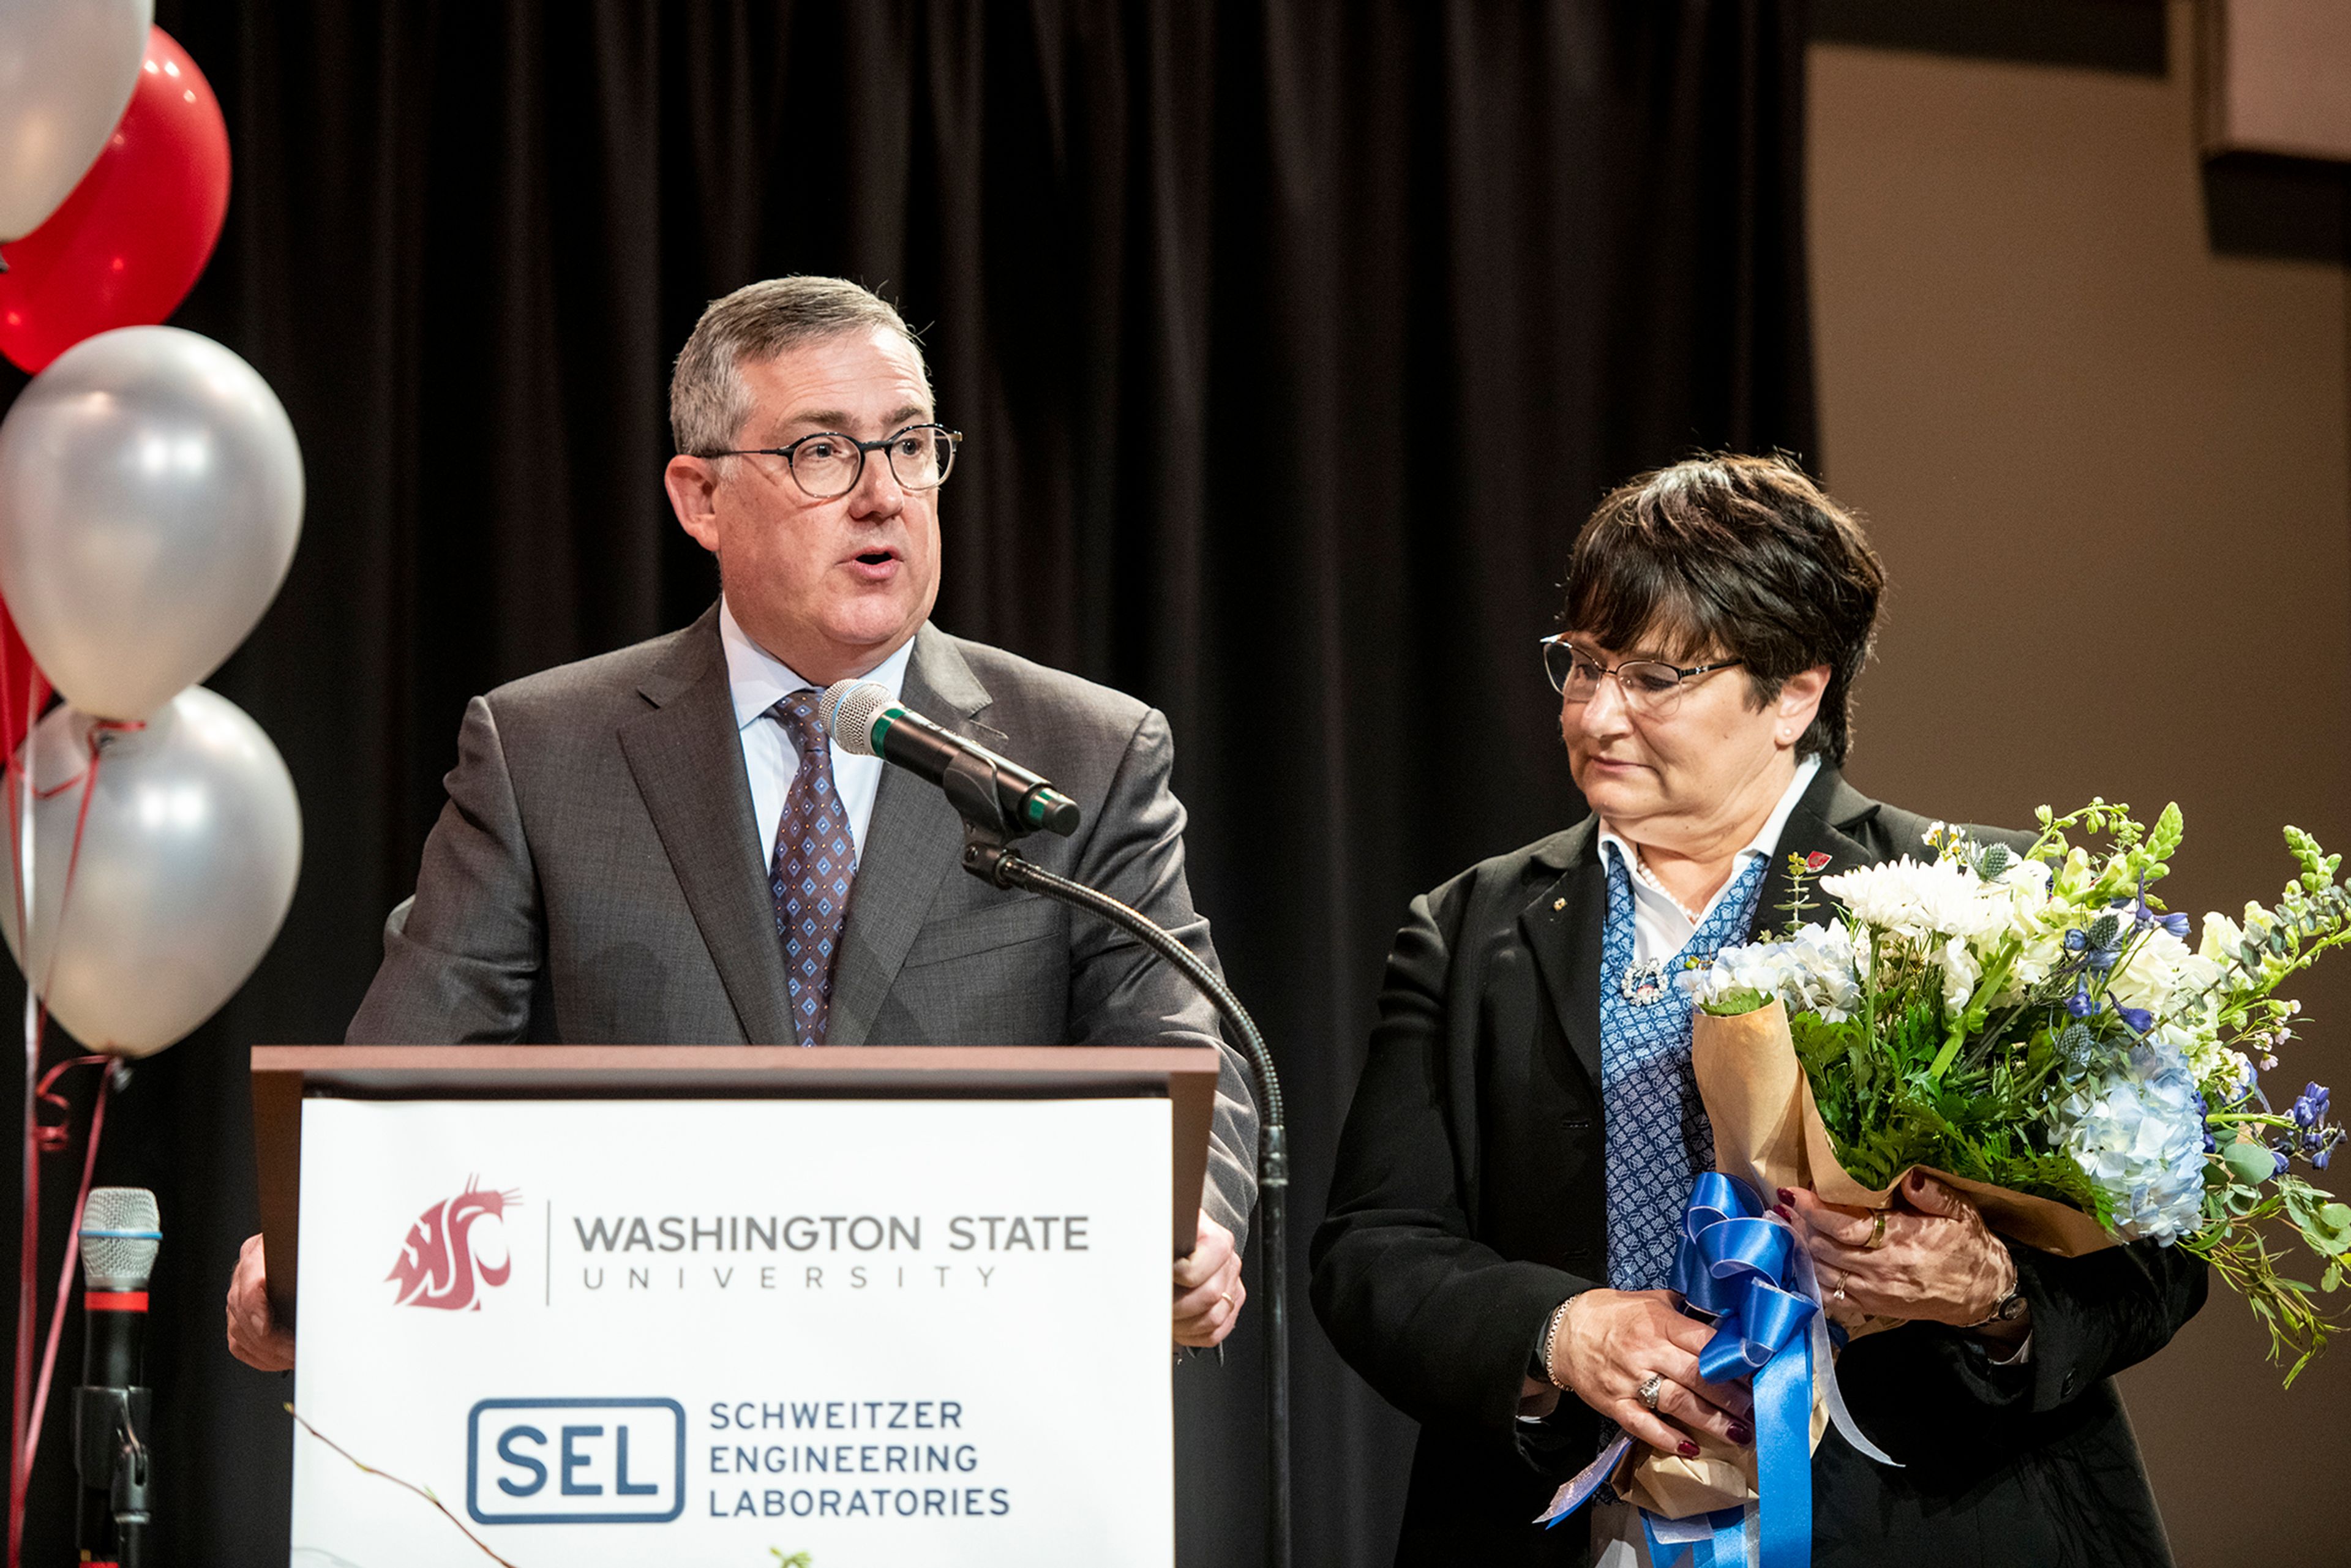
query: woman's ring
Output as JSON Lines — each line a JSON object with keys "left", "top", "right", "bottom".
{"left": 1638, "top": 1372, "right": 1663, "bottom": 1411}
{"left": 1830, "top": 1270, "right": 1848, "bottom": 1303}
{"left": 1865, "top": 1210, "right": 1889, "bottom": 1250}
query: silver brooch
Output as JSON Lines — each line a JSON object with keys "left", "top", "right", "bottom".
{"left": 1619, "top": 957, "right": 1670, "bottom": 1006}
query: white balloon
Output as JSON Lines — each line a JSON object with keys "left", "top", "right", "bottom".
{"left": 0, "top": 326, "right": 305, "bottom": 720}
{"left": 2, "top": 685, "right": 301, "bottom": 1055}
{"left": 0, "top": 0, "right": 154, "bottom": 241}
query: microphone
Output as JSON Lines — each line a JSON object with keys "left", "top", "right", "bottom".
{"left": 820, "top": 681, "right": 1082, "bottom": 839}
{"left": 76, "top": 1187, "right": 159, "bottom": 1568}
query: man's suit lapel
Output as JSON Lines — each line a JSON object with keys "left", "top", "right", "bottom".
{"left": 1520, "top": 820, "right": 1607, "bottom": 1089}
{"left": 823, "top": 625, "right": 988, "bottom": 1047}
{"left": 614, "top": 607, "right": 796, "bottom": 1045}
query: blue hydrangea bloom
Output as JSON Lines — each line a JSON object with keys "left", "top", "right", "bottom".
{"left": 2052, "top": 1037, "right": 2211, "bottom": 1245}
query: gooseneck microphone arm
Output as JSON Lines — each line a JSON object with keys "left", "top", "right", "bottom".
{"left": 820, "top": 681, "right": 1292, "bottom": 1568}
{"left": 961, "top": 825, "right": 1292, "bottom": 1568}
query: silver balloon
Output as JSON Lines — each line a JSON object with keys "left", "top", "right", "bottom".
{"left": 2, "top": 685, "right": 301, "bottom": 1056}
{"left": 0, "top": 326, "right": 305, "bottom": 720}
{"left": 0, "top": 0, "right": 154, "bottom": 241}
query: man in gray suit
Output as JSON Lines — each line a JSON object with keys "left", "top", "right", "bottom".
{"left": 226, "top": 276, "right": 1258, "bottom": 1367}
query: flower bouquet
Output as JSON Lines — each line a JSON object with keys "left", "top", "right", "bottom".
{"left": 1539, "top": 801, "right": 2351, "bottom": 1566}
{"left": 1685, "top": 799, "right": 2351, "bottom": 1384}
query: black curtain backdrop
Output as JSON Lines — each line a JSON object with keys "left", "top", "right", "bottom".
{"left": 0, "top": 4, "right": 1813, "bottom": 1562}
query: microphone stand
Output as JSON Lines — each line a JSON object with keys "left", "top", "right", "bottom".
{"left": 940, "top": 754, "right": 1291, "bottom": 1568}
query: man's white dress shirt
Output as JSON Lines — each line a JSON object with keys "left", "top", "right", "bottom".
{"left": 719, "top": 597, "right": 916, "bottom": 872}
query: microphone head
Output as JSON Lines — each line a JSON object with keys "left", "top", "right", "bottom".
{"left": 819, "top": 680, "right": 897, "bottom": 759}
{"left": 80, "top": 1187, "right": 160, "bottom": 1291}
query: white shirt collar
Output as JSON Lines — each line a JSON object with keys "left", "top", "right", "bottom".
{"left": 717, "top": 598, "right": 917, "bottom": 732}
{"left": 1598, "top": 754, "right": 1823, "bottom": 916}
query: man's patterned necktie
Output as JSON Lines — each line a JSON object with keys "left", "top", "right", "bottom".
{"left": 769, "top": 691, "right": 857, "bottom": 1045}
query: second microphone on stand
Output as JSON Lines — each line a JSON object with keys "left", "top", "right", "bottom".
{"left": 77, "top": 1185, "right": 160, "bottom": 1568}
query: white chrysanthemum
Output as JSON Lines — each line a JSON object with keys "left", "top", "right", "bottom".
{"left": 2049, "top": 1037, "right": 2211, "bottom": 1245}
{"left": 1820, "top": 857, "right": 2012, "bottom": 942}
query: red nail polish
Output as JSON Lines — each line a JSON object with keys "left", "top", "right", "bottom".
{"left": 1729, "top": 1424, "right": 1752, "bottom": 1445}
{"left": 1678, "top": 1441, "right": 1700, "bottom": 1458}
{"left": 1769, "top": 1204, "right": 1791, "bottom": 1220}
{"left": 1776, "top": 1188, "right": 1795, "bottom": 1205}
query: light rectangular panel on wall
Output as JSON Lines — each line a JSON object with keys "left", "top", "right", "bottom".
{"left": 2201, "top": 0, "right": 2351, "bottom": 161}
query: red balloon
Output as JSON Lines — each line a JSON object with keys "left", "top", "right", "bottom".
{"left": 0, "top": 593, "right": 50, "bottom": 762}
{"left": 0, "top": 27, "right": 231, "bottom": 374}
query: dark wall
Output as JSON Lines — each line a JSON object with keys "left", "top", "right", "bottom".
{"left": 0, "top": 2, "right": 1813, "bottom": 1563}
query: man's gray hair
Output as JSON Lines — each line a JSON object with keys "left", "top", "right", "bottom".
{"left": 668, "top": 276, "right": 928, "bottom": 457}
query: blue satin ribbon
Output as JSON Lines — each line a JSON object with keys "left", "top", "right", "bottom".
{"left": 1542, "top": 1174, "right": 1817, "bottom": 1568}
{"left": 1645, "top": 1507, "right": 1752, "bottom": 1568}
{"left": 1671, "top": 1173, "right": 1816, "bottom": 1568}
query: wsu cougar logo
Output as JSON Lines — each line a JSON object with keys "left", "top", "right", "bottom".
{"left": 386, "top": 1176, "right": 520, "bottom": 1311}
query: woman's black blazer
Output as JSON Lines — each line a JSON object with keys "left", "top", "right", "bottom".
{"left": 1310, "top": 765, "right": 2207, "bottom": 1567}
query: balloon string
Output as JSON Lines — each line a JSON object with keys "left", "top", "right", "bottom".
{"left": 8, "top": 664, "right": 37, "bottom": 1568}
{"left": 23, "top": 719, "right": 138, "bottom": 806}
{"left": 32, "top": 726, "right": 129, "bottom": 1047}
{"left": 21, "top": 1060, "right": 111, "bottom": 1481}
{"left": 7, "top": 717, "right": 130, "bottom": 1565}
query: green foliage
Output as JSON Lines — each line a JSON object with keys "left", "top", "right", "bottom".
{"left": 1802, "top": 993, "right": 2113, "bottom": 1222}
{"left": 1704, "top": 986, "right": 1774, "bottom": 1018}
{"left": 2188, "top": 1178, "right": 2341, "bottom": 1386}
{"left": 2223, "top": 1139, "right": 2278, "bottom": 1188}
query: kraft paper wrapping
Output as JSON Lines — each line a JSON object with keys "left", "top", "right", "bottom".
{"left": 1615, "top": 999, "right": 2114, "bottom": 1519}
{"left": 1690, "top": 999, "right": 2117, "bottom": 1258}
{"left": 1613, "top": 1378, "right": 1829, "bottom": 1520}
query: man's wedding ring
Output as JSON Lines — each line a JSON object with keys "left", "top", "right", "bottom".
{"left": 1638, "top": 1373, "right": 1663, "bottom": 1412}
{"left": 1864, "top": 1210, "right": 1889, "bottom": 1250}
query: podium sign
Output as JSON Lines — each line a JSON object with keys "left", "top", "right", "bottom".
{"left": 285, "top": 1094, "right": 1173, "bottom": 1566}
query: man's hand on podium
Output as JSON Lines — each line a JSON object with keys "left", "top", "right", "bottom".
{"left": 1171, "top": 1210, "right": 1245, "bottom": 1348}
{"left": 226, "top": 1232, "right": 295, "bottom": 1371}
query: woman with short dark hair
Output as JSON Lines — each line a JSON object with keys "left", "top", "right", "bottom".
{"left": 1311, "top": 456, "right": 2203, "bottom": 1566}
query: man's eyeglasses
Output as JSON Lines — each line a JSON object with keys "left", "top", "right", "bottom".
{"left": 698, "top": 422, "right": 962, "bottom": 500}
{"left": 1539, "top": 635, "right": 1743, "bottom": 717}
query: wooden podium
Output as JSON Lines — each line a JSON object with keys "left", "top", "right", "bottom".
{"left": 253, "top": 1043, "right": 1222, "bottom": 1566}
{"left": 251, "top": 1044, "right": 1222, "bottom": 1327}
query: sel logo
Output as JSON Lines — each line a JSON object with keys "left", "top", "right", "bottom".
{"left": 467, "top": 1399, "right": 687, "bottom": 1525}
{"left": 388, "top": 1175, "right": 519, "bottom": 1311}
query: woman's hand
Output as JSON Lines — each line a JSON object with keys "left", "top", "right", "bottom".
{"left": 1782, "top": 1173, "right": 2016, "bottom": 1331}
{"left": 1547, "top": 1288, "right": 1752, "bottom": 1456}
